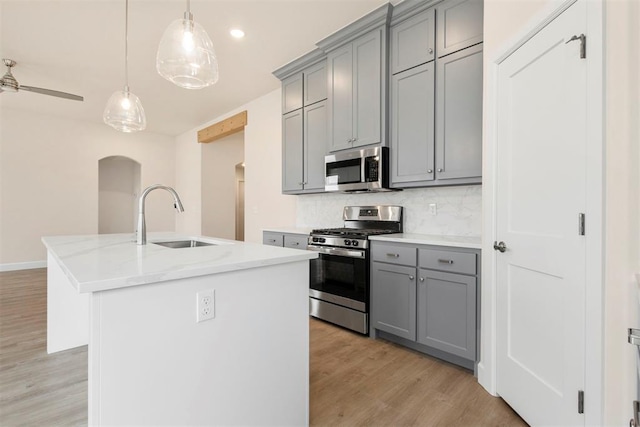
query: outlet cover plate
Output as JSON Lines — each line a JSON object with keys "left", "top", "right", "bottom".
{"left": 196, "top": 290, "right": 215, "bottom": 323}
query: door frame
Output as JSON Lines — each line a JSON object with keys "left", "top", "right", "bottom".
{"left": 480, "top": 0, "right": 604, "bottom": 423}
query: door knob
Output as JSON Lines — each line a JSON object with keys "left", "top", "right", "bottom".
{"left": 493, "top": 241, "right": 507, "bottom": 252}
{"left": 427, "top": 169, "right": 433, "bottom": 173}
{"left": 409, "top": 275, "right": 415, "bottom": 280}
{"left": 428, "top": 48, "right": 434, "bottom": 54}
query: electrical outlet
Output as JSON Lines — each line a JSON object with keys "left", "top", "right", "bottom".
{"left": 429, "top": 203, "right": 437, "bottom": 216}
{"left": 196, "top": 290, "right": 215, "bottom": 323}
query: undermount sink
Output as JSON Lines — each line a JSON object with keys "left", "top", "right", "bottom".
{"left": 152, "top": 240, "right": 216, "bottom": 249}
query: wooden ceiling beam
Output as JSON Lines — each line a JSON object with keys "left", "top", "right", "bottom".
{"left": 197, "top": 111, "right": 248, "bottom": 143}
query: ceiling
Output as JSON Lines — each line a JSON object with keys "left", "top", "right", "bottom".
{"left": 0, "top": 0, "right": 392, "bottom": 136}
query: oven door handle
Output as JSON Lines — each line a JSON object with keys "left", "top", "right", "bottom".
{"left": 307, "top": 245, "right": 366, "bottom": 259}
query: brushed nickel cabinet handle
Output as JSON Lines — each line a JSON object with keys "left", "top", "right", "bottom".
{"left": 438, "top": 259, "right": 453, "bottom": 264}
{"left": 386, "top": 253, "right": 400, "bottom": 258}
{"left": 409, "top": 275, "right": 415, "bottom": 280}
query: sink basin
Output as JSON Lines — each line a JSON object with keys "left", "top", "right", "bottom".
{"left": 152, "top": 240, "right": 216, "bottom": 249}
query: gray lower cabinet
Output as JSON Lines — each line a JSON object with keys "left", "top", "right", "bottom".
{"left": 417, "top": 268, "right": 476, "bottom": 360}
{"left": 262, "top": 231, "right": 308, "bottom": 249}
{"left": 370, "top": 240, "right": 479, "bottom": 370}
{"left": 371, "top": 262, "right": 417, "bottom": 340}
{"left": 263, "top": 232, "right": 284, "bottom": 247}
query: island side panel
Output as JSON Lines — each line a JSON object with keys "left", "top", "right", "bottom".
{"left": 89, "top": 260, "right": 310, "bottom": 426}
{"left": 47, "top": 252, "right": 90, "bottom": 354}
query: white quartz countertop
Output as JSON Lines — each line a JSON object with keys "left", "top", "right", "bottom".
{"left": 262, "top": 227, "right": 313, "bottom": 235}
{"left": 42, "top": 232, "right": 317, "bottom": 294}
{"left": 369, "top": 233, "right": 482, "bottom": 249}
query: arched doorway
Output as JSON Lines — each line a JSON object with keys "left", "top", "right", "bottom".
{"left": 98, "top": 156, "right": 141, "bottom": 234}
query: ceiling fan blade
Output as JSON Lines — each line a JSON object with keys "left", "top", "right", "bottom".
{"left": 19, "top": 85, "right": 83, "bottom": 101}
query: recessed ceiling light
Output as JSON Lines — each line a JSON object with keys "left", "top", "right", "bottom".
{"left": 230, "top": 29, "right": 245, "bottom": 39}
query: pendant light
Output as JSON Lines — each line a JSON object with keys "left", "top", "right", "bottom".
{"left": 103, "top": 0, "right": 146, "bottom": 133}
{"left": 156, "top": 0, "right": 219, "bottom": 89}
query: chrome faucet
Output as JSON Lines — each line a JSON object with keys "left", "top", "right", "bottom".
{"left": 136, "top": 184, "right": 184, "bottom": 245}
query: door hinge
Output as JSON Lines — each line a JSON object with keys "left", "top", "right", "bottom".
{"left": 578, "top": 390, "right": 584, "bottom": 414}
{"left": 566, "top": 34, "right": 587, "bottom": 59}
{"left": 578, "top": 213, "right": 586, "bottom": 236}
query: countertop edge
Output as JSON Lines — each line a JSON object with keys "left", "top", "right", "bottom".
{"left": 369, "top": 233, "right": 482, "bottom": 250}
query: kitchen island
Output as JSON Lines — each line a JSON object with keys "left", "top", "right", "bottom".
{"left": 43, "top": 232, "right": 316, "bottom": 426}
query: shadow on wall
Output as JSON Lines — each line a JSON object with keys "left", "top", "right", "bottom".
{"left": 98, "top": 156, "right": 141, "bottom": 234}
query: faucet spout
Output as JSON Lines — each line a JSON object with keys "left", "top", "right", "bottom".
{"left": 136, "top": 184, "right": 184, "bottom": 245}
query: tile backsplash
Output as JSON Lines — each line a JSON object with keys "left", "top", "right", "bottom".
{"left": 296, "top": 185, "right": 482, "bottom": 236}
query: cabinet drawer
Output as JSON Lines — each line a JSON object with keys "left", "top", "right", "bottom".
{"left": 284, "top": 234, "right": 308, "bottom": 250}
{"left": 372, "top": 243, "right": 416, "bottom": 266}
{"left": 263, "top": 232, "right": 283, "bottom": 247}
{"left": 419, "top": 248, "right": 476, "bottom": 275}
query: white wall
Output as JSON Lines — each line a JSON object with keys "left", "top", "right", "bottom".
{"left": 604, "top": 0, "right": 640, "bottom": 423}
{"left": 0, "top": 108, "right": 176, "bottom": 268}
{"left": 175, "top": 89, "right": 296, "bottom": 243}
{"left": 201, "top": 132, "right": 244, "bottom": 239}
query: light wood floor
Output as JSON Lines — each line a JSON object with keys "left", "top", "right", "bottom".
{"left": 0, "top": 268, "right": 526, "bottom": 426}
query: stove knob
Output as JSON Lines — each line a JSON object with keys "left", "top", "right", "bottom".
{"left": 351, "top": 240, "right": 358, "bottom": 246}
{"left": 312, "top": 237, "right": 318, "bottom": 243}
{"left": 321, "top": 238, "right": 326, "bottom": 243}
{"left": 344, "top": 239, "right": 351, "bottom": 246}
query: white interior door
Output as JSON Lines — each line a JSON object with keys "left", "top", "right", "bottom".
{"left": 495, "top": 1, "right": 587, "bottom": 425}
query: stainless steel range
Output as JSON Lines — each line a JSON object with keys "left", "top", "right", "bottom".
{"left": 307, "top": 206, "right": 403, "bottom": 334}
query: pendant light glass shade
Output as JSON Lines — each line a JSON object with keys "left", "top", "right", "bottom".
{"left": 103, "top": 0, "right": 146, "bottom": 133}
{"left": 156, "top": 11, "right": 219, "bottom": 89}
{"left": 103, "top": 86, "right": 146, "bottom": 133}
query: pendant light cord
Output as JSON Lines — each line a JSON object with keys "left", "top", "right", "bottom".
{"left": 186, "top": 0, "right": 191, "bottom": 14}
{"left": 124, "top": 0, "right": 129, "bottom": 90}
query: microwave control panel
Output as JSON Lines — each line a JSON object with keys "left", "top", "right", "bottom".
{"left": 365, "top": 156, "right": 379, "bottom": 182}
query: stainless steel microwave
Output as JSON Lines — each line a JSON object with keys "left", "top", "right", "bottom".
{"left": 325, "top": 146, "right": 390, "bottom": 192}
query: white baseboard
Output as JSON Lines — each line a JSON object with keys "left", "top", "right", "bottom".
{"left": 0, "top": 260, "right": 47, "bottom": 272}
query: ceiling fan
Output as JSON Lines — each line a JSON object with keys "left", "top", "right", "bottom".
{"left": 0, "top": 58, "right": 83, "bottom": 101}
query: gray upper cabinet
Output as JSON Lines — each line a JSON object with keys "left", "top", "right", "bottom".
{"left": 437, "top": 0, "right": 484, "bottom": 58}
{"left": 388, "top": 0, "right": 483, "bottom": 189}
{"left": 273, "top": 49, "right": 328, "bottom": 194}
{"left": 281, "top": 109, "right": 304, "bottom": 192}
{"left": 318, "top": 3, "right": 391, "bottom": 153}
{"left": 303, "top": 61, "right": 327, "bottom": 107}
{"left": 390, "top": 62, "right": 435, "bottom": 186}
{"left": 435, "top": 43, "right": 483, "bottom": 182}
{"left": 327, "top": 29, "right": 382, "bottom": 152}
{"left": 303, "top": 100, "right": 328, "bottom": 192}
{"left": 282, "top": 74, "right": 303, "bottom": 114}
{"left": 390, "top": 8, "right": 436, "bottom": 74}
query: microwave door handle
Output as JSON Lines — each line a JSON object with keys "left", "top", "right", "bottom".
{"left": 361, "top": 155, "right": 366, "bottom": 183}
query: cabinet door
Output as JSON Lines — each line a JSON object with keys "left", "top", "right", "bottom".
{"left": 352, "top": 29, "right": 382, "bottom": 148}
{"left": 371, "top": 262, "right": 417, "bottom": 341}
{"left": 284, "top": 234, "right": 308, "bottom": 249}
{"left": 304, "top": 61, "right": 327, "bottom": 106}
{"left": 327, "top": 44, "right": 354, "bottom": 152}
{"left": 390, "top": 63, "right": 435, "bottom": 186}
{"left": 435, "top": 44, "right": 483, "bottom": 181}
{"left": 417, "top": 268, "right": 476, "bottom": 360}
{"left": 263, "top": 232, "right": 284, "bottom": 247}
{"left": 436, "top": 0, "right": 483, "bottom": 58}
{"left": 390, "top": 8, "right": 436, "bottom": 74}
{"left": 282, "top": 73, "right": 303, "bottom": 114}
{"left": 303, "top": 101, "right": 327, "bottom": 192}
{"left": 282, "top": 110, "right": 304, "bottom": 192}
